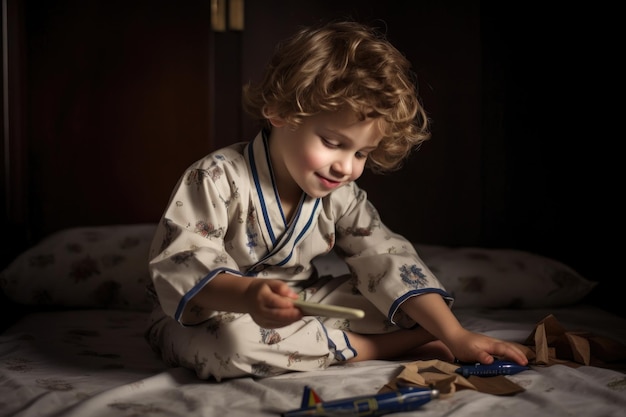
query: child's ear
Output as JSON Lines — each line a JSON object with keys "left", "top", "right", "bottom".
{"left": 263, "top": 105, "right": 287, "bottom": 127}
{"left": 268, "top": 116, "right": 287, "bottom": 128}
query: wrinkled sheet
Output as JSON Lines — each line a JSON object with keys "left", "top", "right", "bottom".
{"left": 0, "top": 306, "right": 625, "bottom": 417}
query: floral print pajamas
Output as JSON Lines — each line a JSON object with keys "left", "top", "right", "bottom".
{"left": 146, "top": 130, "right": 452, "bottom": 381}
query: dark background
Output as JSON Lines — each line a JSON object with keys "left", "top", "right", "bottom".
{"left": 1, "top": 1, "right": 621, "bottom": 317}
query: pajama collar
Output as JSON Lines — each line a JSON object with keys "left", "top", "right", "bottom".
{"left": 244, "top": 130, "right": 322, "bottom": 270}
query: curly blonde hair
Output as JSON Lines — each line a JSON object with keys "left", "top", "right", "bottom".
{"left": 242, "top": 20, "right": 431, "bottom": 174}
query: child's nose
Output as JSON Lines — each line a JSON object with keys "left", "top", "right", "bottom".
{"left": 332, "top": 156, "right": 352, "bottom": 177}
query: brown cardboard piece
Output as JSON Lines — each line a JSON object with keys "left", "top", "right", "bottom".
{"left": 523, "top": 314, "right": 626, "bottom": 371}
{"left": 380, "top": 359, "right": 525, "bottom": 397}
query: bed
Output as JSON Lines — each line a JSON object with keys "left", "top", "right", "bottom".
{"left": 1, "top": 224, "right": 625, "bottom": 417}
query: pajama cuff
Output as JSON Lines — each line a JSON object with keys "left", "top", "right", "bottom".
{"left": 325, "top": 326, "right": 357, "bottom": 362}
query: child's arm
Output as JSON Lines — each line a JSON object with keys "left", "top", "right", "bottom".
{"left": 400, "top": 293, "right": 529, "bottom": 366}
{"left": 180, "top": 273, "right": 303, "bottom": 328}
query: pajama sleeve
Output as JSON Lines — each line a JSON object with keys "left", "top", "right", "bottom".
{"left": 328, "top": 182, "right": 453, "bottom": 326}
{"left": 148, "top": 146, "right": 248, "bottom": 324}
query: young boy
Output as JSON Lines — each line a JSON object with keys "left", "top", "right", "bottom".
{"left": 146, "top": 20, "right": 528, "bottom": 381}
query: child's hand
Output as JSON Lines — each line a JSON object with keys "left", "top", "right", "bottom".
{"left": 243, "top": 279, "right": 303, "bottom": 328}
{"left": 399, "top": 293, "right": 529, "bottom": 367}
{"left": 446, "top": 329, "right": 529, "bottom": 366}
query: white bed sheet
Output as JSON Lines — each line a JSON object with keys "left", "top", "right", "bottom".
{"left": 1, "top": 306, "right": 625, "bottom": 417}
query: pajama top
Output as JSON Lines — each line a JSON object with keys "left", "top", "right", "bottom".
{"left": 148, "top": 130, "right": 453, "bottom": 327}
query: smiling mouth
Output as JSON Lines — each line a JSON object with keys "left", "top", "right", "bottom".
{"left": 316, "top": 173, "right": 342, "bottom": 189}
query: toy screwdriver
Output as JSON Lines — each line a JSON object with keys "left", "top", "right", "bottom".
{"left": 454, "top": 360, "right": 530, "bottom": 377}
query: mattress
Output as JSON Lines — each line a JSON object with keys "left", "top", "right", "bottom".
{"left": 1, "top": 224, "right": 624, "bottom": 416}
{"left": 1, "top": 305, "right": 625, "bottom": 417}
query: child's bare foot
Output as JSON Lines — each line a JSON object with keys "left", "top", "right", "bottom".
{"left": 403, "top": 340, "right": 454, "bottom": 362}
{"left": 346, "top": 329, "right": 453, "bottom": 362}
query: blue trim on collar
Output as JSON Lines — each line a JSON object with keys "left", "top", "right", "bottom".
{"left": 275, "top": 197, "right": 320, "bottom": 266}
{"left": 261, "top": 130, "right": 287, "bottom": 226}
{"left": 248, "top": 139, "right": 276, "bottom": 244}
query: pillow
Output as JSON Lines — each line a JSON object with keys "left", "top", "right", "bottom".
{"left": 1, "top": 225, "right": 597, "bottom": 311}
{"left": 414, "top": 244, "right": 597, "bottom": 308}
{"left": 312, "top": 244, "right": 597, "bottom": 309}
{"left": 0, "top": 224, "right": 156, "bottom": 311}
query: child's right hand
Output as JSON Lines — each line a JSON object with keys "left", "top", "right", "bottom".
{"left": 244, "top": 279, "right": 303, "bottom": 328}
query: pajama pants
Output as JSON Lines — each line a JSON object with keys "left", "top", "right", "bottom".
{"left": 144, "top": 275, "right": 407, "bottom": 381}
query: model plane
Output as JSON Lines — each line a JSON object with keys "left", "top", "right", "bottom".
{"left": 281, "top": 384, "right": 439, "bottom": 417}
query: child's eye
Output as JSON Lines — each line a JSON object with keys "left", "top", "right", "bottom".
{"left": 321, "top": 137, "right": 340, "bottom": 148}
{"left": 355, "top": 151, "right": 368, "bottom": 160}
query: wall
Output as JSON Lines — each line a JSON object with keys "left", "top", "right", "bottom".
{"left": 1, "top": 1, "right": 622, "bottom": 316}
{"left": 481, "top": 4, "right": 622, "bottom": 316}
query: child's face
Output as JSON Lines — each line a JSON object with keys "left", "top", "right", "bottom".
{"left": 269, "top": 108, "right": 382, "bottom": 199}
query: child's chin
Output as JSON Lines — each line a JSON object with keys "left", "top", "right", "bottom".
{"left": 305, "top": 190, "right": 332, "bottom": 199}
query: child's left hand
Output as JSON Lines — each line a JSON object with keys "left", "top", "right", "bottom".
{"left": 446, "top": 329, "right": 529, "bottom": 366}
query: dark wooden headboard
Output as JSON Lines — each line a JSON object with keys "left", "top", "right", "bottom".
{"left": 2, "top": 1, "right": 216, "bottom": 260}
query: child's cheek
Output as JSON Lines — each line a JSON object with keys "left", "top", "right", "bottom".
{"left": 302, "top": 152, "right": 328, "bottom": 171}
